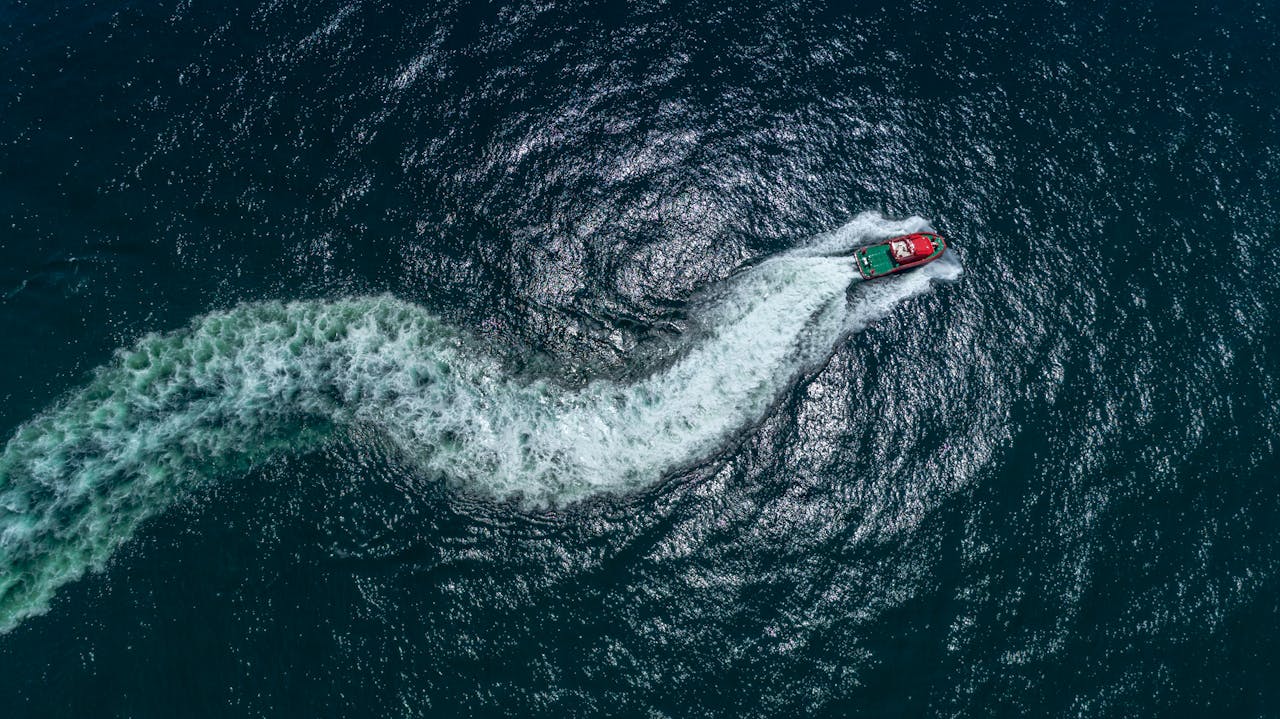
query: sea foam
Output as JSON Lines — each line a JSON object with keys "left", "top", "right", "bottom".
{"left": 0, "top": 213, "right": 959, "bottom": 632}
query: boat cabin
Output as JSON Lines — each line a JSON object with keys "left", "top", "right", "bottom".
{"left": 889, "top": 236, "right": 936, "bottom": 263}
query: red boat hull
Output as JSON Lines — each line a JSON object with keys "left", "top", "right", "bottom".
{"left": 855, "top": 232, "right": 947, "bottom": 280}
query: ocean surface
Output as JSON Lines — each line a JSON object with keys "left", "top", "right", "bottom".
{"left": 1, "top": 0, "right": 1278, "bottom": 716}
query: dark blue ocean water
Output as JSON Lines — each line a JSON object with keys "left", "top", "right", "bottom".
{"left": 2, "top": 0, "right": 1278, "bottom": 716}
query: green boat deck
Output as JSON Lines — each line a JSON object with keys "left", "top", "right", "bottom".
{"left": 857, "top": 244, "right": 898, "bottom": 277}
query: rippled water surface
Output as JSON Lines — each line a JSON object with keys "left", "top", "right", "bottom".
{"left": 1, "top": 0, "right": 1278, "bottom": 716}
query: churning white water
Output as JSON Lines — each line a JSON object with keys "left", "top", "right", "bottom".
{"left": 0, "top": 213, "right": 959, "bottom": 632}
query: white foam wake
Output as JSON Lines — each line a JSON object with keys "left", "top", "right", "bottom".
{"left": 0, "top": 213, "right": 959, "bottom": 632}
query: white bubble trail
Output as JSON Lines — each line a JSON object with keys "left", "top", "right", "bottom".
{"left": 0, "top": 213, "right": 959, "bottom": 632}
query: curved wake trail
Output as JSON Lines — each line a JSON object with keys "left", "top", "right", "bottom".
{"left": 0, "top": 214, "right": 959, "bottom": 632}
